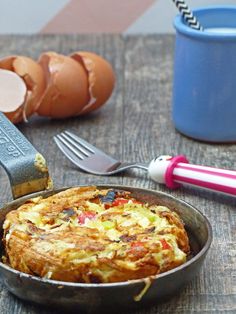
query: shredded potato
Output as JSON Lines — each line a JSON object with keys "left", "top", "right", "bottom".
{"left": 2, "top": 186, "right": 190, "bottom": 283}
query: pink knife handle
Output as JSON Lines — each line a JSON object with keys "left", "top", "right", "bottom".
{"left": 148, "top": 155, "right": 236, "bottom": 196}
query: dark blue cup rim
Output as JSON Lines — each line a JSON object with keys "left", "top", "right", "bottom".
{"left": 174, "top": 5, "right": 236, "bottom": 40}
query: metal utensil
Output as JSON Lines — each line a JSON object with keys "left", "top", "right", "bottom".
{"left": 54, "top": 130, "right": 236, "bottom": 197}
{"left": 0, "top": 113, "right": 51, "bottom": 199}
{"left": 54, "top": 130, "right": 148, "bottom": 174}
{"left": 0, "top": 115, "right": 212, "bottom": 311}
{"left": 0, "top": 187, "right": 212, "bottom": 311}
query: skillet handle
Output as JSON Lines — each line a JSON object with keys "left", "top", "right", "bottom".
{"left": 0, "top": 113, "right": 52, "bottom": 199}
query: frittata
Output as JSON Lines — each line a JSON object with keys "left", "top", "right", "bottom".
{"left": 2, "top": 186, "right": 190, "bottom": 283}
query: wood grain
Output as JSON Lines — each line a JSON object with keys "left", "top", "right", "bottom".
{"left": 0, "top": 34, "right": 235, "bottom": 314}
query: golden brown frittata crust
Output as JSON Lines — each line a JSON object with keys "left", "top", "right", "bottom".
{"left": 2, "top": 186, "right": 190, "bottom": 283}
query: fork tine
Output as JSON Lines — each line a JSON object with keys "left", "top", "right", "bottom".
{"left": 54, "top": 136, "right": 89, "bottom": 170}
{"left": 64, "top": 131, "right": 95, "bottom": 153}
{"left": 55, "top": 135, "right": 84, "bottom": 160}
{"left": 55, "top": 131, "right": 120, "bottom": 174}
{"left": 64, "top": 131, "right": 116, "bottom": 161}
{"left": 60, "top": 132, "right": 91, "bottom": 157}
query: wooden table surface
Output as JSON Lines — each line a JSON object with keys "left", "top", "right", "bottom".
{"left": 0, "top": 35, "right": 235, "bottom": 314}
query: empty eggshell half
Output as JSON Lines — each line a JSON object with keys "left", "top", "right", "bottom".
{"left": 0, "top": 51, "right": 115, "bottom": 122}
{"left": 0, "top": 69, "right": 27, "bottom": 116}
{"left": 0, "top": 56, "right": 46, "bottom": 123}
{"left": 37, "top": 52, "right": 89, "bottom": 118}
{"left": 70, "top": 51, "right": 115, "bottom": 115}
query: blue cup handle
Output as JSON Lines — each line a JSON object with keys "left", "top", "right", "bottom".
{"left": 0, "top": 113, "right": 52, "bottom": 199}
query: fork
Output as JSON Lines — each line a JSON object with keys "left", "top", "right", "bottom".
{"left": 54, "top": 130, "right": 236, "bottom": 197}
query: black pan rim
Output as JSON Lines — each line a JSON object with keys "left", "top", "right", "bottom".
{"left": 0, "top": 184, "right": 213, "bottom": 288}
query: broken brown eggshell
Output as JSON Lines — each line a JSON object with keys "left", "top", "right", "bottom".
{"left": 70, "top": 51, "right": 115, "bottom": 115}
{"left": 37, "top": 51, "right": 115, "bottom": 118}
{"left": 36, "top": 52, "right": 89, "bottom": 118}
{"left": 0, "top": 56, "right": 45, "bottom": 123}
{"left": 0, "top": 51, "right": 115, "bottom": 123}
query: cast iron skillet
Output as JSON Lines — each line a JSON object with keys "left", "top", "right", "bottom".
{"left": 0, "top": 113, "right": 212, "bottom": 311}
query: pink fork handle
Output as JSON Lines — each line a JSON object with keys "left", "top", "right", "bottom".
{"left": 148, "top": 155, "right": 236, "bottom": 196}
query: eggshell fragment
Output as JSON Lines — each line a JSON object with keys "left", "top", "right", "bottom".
{"left": 37, "top": 52, "right": 89, "bottom": 118}
{"left": 0, "top": 56, "right": 46, "bottom": 123}
{"left": 0, "top": 69, "right": 27, "bottom": 113}
{"left": 70, "top": 51, "right": 115, "bottom": 115}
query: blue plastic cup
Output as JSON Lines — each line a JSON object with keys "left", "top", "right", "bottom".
{"left": 173, "top": 6, "right": 236, "bottom": 142}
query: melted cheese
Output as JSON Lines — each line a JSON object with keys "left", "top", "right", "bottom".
{"left": 2, "top": 187, "right": 190, "bottom": 284}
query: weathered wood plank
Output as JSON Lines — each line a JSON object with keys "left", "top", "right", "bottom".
{"left": 0, "top": 34, "right": 125, "bottom": 314}
{"left": 122, "top": 34, "right": 235, "bottom": 314}
{"left": 0, "top": 34, "right": 235, "bottom": 314}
